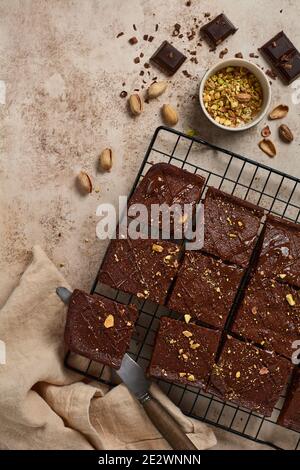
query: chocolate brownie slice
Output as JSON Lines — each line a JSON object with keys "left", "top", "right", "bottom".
{"left": 98, "top": 236, "right": 182, "bottom": 305}
{"left": 208, "top": 336, "right": 292, "bottom": 416}
{"left": 168, "top": 251, "right": 244, "bottom": 329}
{"left": 278, "top": 368, "right": 300, "bottom": 433}
{"left": 149, "top": 317, "right": 221, "bottom": 388}
{"left": 256, "top": 215, "right": 300, "bottom": 288}
{"left": 203, "top": 187, "right": 264, "bottom": 268}
{"left": 65, "top": 289, "right": 138, "bottom": 369}
{"left": 231, "top": 275, "right": 300, "bottom": 359}
{"left": 129, "top": 163, "right": 205, "bottom": 231}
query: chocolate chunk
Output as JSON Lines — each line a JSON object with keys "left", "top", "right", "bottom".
{"left": 128, "top": 163, "right": 205, "bottom": 231}
{"left": 129, "top": 36, "right": 138, "bottom": 45}
{"left": 232, "top": 274, "right": 300, "bottom": 359}
{"left": 200, "top": 13, "right": 237, "bottom": 48}
{"left": 203, "top": 187, "right": 264, "bottom": 268}
{"left": 208, "top": 336, "right": 292, "bottom": 416}
{"left": 235, "top": 52, "right": 243, "bottom": 58}
{"left": 168, "top": 252, "right": 244, "bottom": 329}
{"left": 150, "top": 40, "right": 187, "bottom": 75}
{"left": 148, "top": 317, "right": 221, "bottom": 388}
{"left": 134, "top": 57, "right": 140, "bottom": 64}
{"left": 219, "top": 47, "right": 228, "bottom": 58}
{"left": 278, "top": 369, "right": 300, "bottom": 432}
{"left": 65, "top": 290, "right": 138, "bottom": 368}
{"left": 260, "top": 31, "right": 300, "bottom": 84}
{"left": 98, "top": 230, "right": 182, "bottom": 305}
{"left": 256, "top": 215, "right": 300, "bottom": 288}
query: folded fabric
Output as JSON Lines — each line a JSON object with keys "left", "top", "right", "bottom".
{"left": 0, "top": 246, "right": 216, "bottom": 450}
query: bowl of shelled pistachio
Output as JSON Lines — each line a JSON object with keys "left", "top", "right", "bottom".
{"left": 199, "top": 58, "right": 271, "bottom": 131}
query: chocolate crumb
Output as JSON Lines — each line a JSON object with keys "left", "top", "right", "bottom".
{"left": 178, "top": 34, "right": 184, "bottom": 39}
{"left": 172, "top": 23, "right": 181, "bottom": 37}
{"left": 122, "top": 82, "right": 126, "bottom": 87}
{"left": 129, "top": 37, "right": 138, "bottom": 45}
{"left": 133, "top": 24, "right": 137, "bottom": 31}
{"left": 204, "top": 12, "right": 211, "bottom": 17}
{"left": 120, "top": 91, "right": 128, "bottom": 98}
{"left": 139, "top": 70, "right": 145, "bottom": 76}
{"left": 140, "top": 52, "right": 144, "bottom": 58}
{"left": 144, "top": 62, "right": 150, "bottom": 68}
{"left": 235, "top": 52, "right": 243, "bottom": 58}
{"left": 116, "top": 32, "right": 124, "bottom": 38}
{"left": 266, "top": 69, "right": 277, "bottom": 80}
{"left": 219, "top": 48, "right": 228, "bottom": 59}
{"left": 249, "top": 52, "right": 259, "bottom": 58}
{"left": 155, "top": 24, "right": 159, "bottom": 32}
{"left": 134, "top": 57, "right": 140, "bottom": 64}
{"left": 182, "top": 70, "right": 192, "bottom": 78}
{"left": 134, "top": 88, "right": 139, "bottom": 92}
{"left": 143, "top": 34, "right": 148, "bottom": 41}
{"left": 148, "top": 35, "right": 154, "bottom": 42}
{"left": 186, "top": 0, "right": 192, "bottom": 6}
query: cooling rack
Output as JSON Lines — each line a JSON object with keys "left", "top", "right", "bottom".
{"left": 65, "top": 126, "right": 300, "bottom": 451}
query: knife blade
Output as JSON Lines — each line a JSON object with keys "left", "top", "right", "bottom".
{"left": 56, "top": 286, "right": 197, "bottom": 450}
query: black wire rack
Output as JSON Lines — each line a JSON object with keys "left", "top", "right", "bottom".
{"left": 65, "top": 126, "right": 300, "bottom": 451}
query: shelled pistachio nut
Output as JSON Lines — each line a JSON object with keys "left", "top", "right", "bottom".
{"left": 77, "top": 171, "right": 93, "bottom": 194}
{"left": 129, "top": 93, "right": 143, "bottom": 115}
{"left": 161, "top": 104, "right": 178, "bottom": 126}
{"left": 147, "top": 81, "right": 168, "bottom": 99}
{"left": 99, "top": 148, "right": 113, "bottom": 171}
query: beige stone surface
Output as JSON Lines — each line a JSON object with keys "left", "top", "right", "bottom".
{"left": 0, "top": 0, "right": 300, "bottom": 450}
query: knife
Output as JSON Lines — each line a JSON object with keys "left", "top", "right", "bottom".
{"left": 57, "top": 287, "right": 197, "bottom": 450}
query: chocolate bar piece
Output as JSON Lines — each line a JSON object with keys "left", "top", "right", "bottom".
{"left": 168, "top": 251, "right": 244, "bottom": 329}
{"left": 129, "top": 163, "right": 205, "bottom": 230}
{"left": 150, "top": 41, "right": 186, "bottom": 75}
{"left": 203, "top": 187, "right": 264, "bottom": 268}
{"left": 278, "top": 368, "right": 300, "bottom": 433}
{"left": 200, "top": 13, "right": 237, "bottom": 48}
{"left": 256, "top": 215, "right": 300, "bottom": 288}
{"left": 208, "top": 336, "right": 293, "bottom": 416}
{"left": 260, "top": 31, "right": 300, "bottom": 84}
{"left": 65, "top": 289, "right": 138, "bottom": 368}
{"left": 98, "top": 234, "right": 182, "bottom": 305}
{"left": 231, "top": 274, "right": 300, "bottom": 359}
{"left": 148, "top": 316, "right": 221, "bottom": 388}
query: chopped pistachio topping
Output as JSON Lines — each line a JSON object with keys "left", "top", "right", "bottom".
{"left": 104, "top": 314, "right": 114, "bottom": 328}
{"left": 182, "top": 330, "right": 193, "bottom": 338}
{"left": 184, "top": 314, "right": 192, "bottom": 324}
{"left": 286, "top": 294, "right": 296, "bottom": 306}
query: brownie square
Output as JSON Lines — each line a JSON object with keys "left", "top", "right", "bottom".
{"left": 231, "top": 274, "right": 300, "bottom": 359}
{"left": 168, "top": 251, "right": 244, "bottom": 329}
{"left": 150, "top": 41, "right": 186, "bottom": 75}
{"left": 200, "top": 13, "right": 237, "bottom": 48}
{"left": 203, "top": 187, "right": 264, "bottom": 268}
{"left": 208, "top": 336, "right": 292, "bottom": 416}
{"left": 64, "top": 290, "right": 138, "bottom": 369}
{"left": 98, "top": 235, "right": 182, "bottom": 305}
{"left": 149, "top": 316, "right": 221, "bottom": 388}
{"left": 278, "top": 368, "right": 300, "bottom": 433}
{"left": 256, "top": 215, "right": 300, "bottom": 288}
{"left": 129, "top": 163, "right": 205, "bottom": 231}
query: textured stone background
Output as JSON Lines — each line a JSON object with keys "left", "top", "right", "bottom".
{"left": 0, "top": 0, "right": 300, "bottom": 450}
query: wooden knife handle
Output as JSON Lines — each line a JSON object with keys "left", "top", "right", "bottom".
{"left": 142, "top": 395, "right": 197, "bottom": 450}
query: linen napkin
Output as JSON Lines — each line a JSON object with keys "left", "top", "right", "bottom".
{"left": 0, "top": 245, "right": 216, "bottom": 450}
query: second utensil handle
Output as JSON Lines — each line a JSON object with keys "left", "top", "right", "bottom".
{"left": 142, "top": 395, "right": 197, "bottom": 450}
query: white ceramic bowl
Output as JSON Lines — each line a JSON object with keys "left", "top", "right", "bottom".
{"left": 199, "top": 58, "right": 271, "bottom": 131}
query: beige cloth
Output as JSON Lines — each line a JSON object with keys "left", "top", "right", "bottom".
{"left": 0, "top": 246, "right": 216, "bottom": 450}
